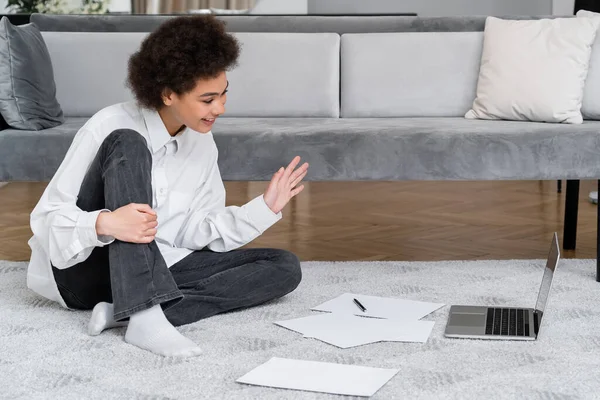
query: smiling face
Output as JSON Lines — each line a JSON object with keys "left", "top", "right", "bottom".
{"left": 158, "top": 71, "right": 229, "bottom": 135}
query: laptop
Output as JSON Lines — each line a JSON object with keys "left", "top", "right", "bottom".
{"left": 444, "top": 232, "right": 560, "bottom": 341}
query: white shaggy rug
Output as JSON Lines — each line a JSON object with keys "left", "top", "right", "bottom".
{"left": 1, "top": 258, "right": 600, "bottom": 399}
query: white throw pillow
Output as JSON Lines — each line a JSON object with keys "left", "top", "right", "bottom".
{"left": 465, "top": 16, "right": 600, "bottom": 124}
{"left": 576, "top": 10, "right": 600, "bottom": 119}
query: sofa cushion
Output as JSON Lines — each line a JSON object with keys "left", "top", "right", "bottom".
{"left": 0, "top": 18, "right": 64, "bottom": 130}
{"left": 340, "top": 32, "right": 482, "bottom": 117}
{"left": 212, "top": 118, "right": 600, "bottom": 181}
{"left": 0, "top": 117, "right": 87, "bottom": 181}
{"left": 3, "top": 117, "right": 600, "bottom": 182}
{"left": 40, "top": 32, "right": 144, "bottom": 118}
{"left": 465, "top": 16, "right": 600, "bottom": 124}
{"left": 226, "top": 33, "right": 339, "bottom": 117}
{"left": 576, "top": 10, "right": 600, "bottom": 120}
{"left": 40, "top": 31, "right": 340, "bottom": 118}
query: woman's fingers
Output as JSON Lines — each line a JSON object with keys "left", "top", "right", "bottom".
{"left": 290, "top": 185, "right": 305, "bottom": 198}
{"left": 290, "top": 170, "right": 308, "bottom": 189}
{"left": 145, "top": 228, "right": 157, "bottom": 236}
{"left": 270, "top": 166, "right": 284, "bottom": 188}
{"left": 283, "top": 156, "right": 302, "bottom": 179}
{"left": 288, "top": 162, "right": 309, "bottom": 185}
{"left": 138, "top": 234, "right": 155, "bottom": 243}
{"left": 146, "top": 221, "right": 158, "bottom": 229}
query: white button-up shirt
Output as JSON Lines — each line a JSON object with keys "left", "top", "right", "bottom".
{"left": 27, "top": 101, "right": 281, "bottom": 308}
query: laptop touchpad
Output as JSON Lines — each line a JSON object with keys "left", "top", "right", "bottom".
{"left": 450, "top": 313, "right": 486, "bottom": 327}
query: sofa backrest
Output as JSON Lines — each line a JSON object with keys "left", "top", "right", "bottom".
{"left": 340, "top": 32, "right": 483, "bottom": 117}
{"left": 40, "top": 32, "right": 143, "bottom": 118}
{"left": 40, "top": 31, "right": 340, "bottom": 118}
{"left": 31, "top": 13, "right": 554, "bottom": 34}
{"left": 35, "top": 14, "right": 569, "bottom": 120}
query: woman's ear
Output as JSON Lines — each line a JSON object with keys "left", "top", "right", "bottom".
{"left": 162, "top": 88, "right": 174, "bottom": 106}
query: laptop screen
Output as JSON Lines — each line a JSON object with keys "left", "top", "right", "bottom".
{"left": 534, "top": 233, "right": 560, "bottom": 315}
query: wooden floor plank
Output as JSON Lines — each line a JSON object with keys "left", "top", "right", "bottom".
{"left": 0, "top": 180, "right": 596, "bottom": 262}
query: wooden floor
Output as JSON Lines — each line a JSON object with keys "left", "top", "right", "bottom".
{"left": 0, "top": 180, "right": 597, "bottom": 262}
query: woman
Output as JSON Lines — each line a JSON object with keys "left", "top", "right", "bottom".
{"left": 27, "top": 15, "right": 308, "bottom": 358}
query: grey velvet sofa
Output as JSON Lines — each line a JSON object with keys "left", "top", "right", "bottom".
{"left": 1, "top": 13, "right": 599, "bottom": 280}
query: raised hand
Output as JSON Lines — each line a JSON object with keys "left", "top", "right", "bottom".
{"left": 263, "top": 156, "right": 309, "bottom": 214}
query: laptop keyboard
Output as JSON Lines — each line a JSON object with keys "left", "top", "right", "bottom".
{"left": 485, "top": 307, "right": 530, "bottom": 337}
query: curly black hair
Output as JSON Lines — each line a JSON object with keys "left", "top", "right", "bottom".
{"left": 127, "top": 15, "right": 240, "bottom": 110}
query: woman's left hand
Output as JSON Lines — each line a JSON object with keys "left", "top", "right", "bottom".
{"left": 263, "top": 156, "right": 309, "bottom": 214}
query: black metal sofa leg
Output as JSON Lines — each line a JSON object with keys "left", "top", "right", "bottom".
{"left": 563, "top": 180, "right": 579, "bottom": 251}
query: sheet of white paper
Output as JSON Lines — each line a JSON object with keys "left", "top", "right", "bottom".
{"left": 274, "top": 313, "right": 328, "bottom": 335}
{"left": 276, "top": 313, "right": 383, "bottom": 348}
{"left": 383, "top": 320, "right": 435, "bottom": 343}
{"left": 307, "top": 317, "right": 436, "bottom": 347}
{"left": 312, "top": 293, "right": 445, "bottom": 320}
{"left": 236, "top": 357, "right": 399, "bottom": 397}
{"left": 275, "top": 312, "right": 435, "bottom": 348}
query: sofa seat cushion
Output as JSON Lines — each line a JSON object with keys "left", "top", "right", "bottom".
{"left": 0, "top": 117, "right": 87, "bottom": 181}
{"left": 213, "top": 117, "right": 600, "bottom": 181}
{"left": 2, "top": 117, "right": 600, "bottom": 181}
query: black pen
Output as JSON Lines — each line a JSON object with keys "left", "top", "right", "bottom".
{"left": 353, "top": 298, "right": 367, "bottom": 312}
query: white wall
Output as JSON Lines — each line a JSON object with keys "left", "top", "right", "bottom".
{"left": 251, "top": 0, "right": 307, "bottom": 14}
{"left": 107, "top": 0, "right": 130, "bottom": 13}
{"left": 308, "top": 0, "right": 576, "bottom": 16}
{"left": 308, "top": 0, "right": 554, "bottom": 16}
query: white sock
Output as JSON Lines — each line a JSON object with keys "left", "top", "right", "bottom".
{"left": 124, "top": 304, "right": 202, "bottom": 358}
{"left": 88, "top": 302, "right": 128, "bottom": 336}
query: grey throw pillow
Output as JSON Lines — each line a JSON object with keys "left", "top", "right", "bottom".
{"left": 0, "top": 17, "right": 64, "bottom": 130}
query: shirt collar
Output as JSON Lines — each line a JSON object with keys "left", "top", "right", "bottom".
{"left": 141, "top": 107, "right": 184, "bottom": 154}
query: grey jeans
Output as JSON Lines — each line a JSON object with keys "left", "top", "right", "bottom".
{"left": 52, "top": 129, "right": 302, "bottom": 325}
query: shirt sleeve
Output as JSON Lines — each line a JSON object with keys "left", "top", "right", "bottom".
{"left": 174, "top": 152, "right": 282, "bottom": 252}
{"left": 29, "top": 128, "right": 115, "bottom": 270}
